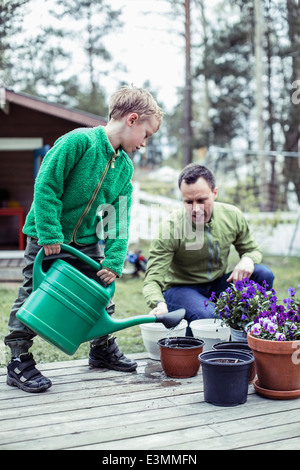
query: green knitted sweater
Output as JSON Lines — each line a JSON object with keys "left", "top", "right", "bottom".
{"left": 23, "top": 126, "right": 134, "bottom": 276}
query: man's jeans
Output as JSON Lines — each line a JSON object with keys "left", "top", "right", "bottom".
{"left": 163, "top": 264, "right": 274, "bottom": 333}
{"left": 4, "top": 237, "right": 114, "bottom": 357}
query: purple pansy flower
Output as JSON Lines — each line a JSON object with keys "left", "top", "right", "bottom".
{"left": 211, "top": 279, "right": 300, "bottom": 340}
{"left": 235, "top": 280, "right": 244, "bottom": 291}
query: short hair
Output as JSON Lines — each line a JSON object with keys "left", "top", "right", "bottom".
{"left": 108, "top": 85, "right": 163, "bottom": 126}
{"left": 178, "top": 163, "right": 216, "bottom": 191}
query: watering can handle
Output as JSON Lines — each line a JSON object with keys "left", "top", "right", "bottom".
{"left": 33, "top": 243, "right": 114, "bottom": 293}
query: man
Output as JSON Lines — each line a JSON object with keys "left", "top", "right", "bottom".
{"left": 143, "top": 164, "right": 274, "bottom": 331}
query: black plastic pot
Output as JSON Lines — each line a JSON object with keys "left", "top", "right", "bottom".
{"left": 199, "top": 350, "right": 254, "bottom": 406}
{"left": 213, "top": 341, "right": 255, "bottom": 383}
{"left": 213, "top": 341, "right": 252, "bottom": 353}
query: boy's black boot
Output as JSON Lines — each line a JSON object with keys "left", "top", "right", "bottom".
{"left": 7, "top": 353, "right": 52, "bottom": 393}
{"left": 89, "top": 336, "right": 137, "bottom": 372}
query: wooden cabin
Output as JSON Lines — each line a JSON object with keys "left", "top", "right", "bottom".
{"left": 0, "top": 88, "right": 106, "bottom": 250}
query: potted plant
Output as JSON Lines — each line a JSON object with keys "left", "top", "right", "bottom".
{"left": 209, "top": 278, "right": 276, "bottom": 341}
{"left": 247, "top": 286, "right": 300, "bottom": 399}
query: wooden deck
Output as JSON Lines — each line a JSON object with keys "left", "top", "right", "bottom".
{"left": 1, "top": 353, "right": 300, "bottom": 451}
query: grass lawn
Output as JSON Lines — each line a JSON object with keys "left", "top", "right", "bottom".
{"left": 0, "top": 253, "right": 299, "bottom": 366}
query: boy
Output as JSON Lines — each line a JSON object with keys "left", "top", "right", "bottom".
{"left": 5, "top": 86, "right": 163, "bottom": 393}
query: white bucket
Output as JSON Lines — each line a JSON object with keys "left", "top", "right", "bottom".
{"left": 140, "top": 320, "right": 188, "bottom": 360}
{"left": 190, "top": 318, "right": 230, "bottom": 352}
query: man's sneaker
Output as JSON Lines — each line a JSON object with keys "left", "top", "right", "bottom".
{"left": 7, "top": 353, "right": 52, "bottom": 393}
{"left": 89, "top": 336, "right": 137, "bottom": 372}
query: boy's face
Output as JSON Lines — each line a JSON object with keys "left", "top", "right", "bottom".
{"left": 122, "top": 114, "right": 159, "bottom": 154}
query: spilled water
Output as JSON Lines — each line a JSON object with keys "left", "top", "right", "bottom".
{"left": 144, "top": 362, "right": 181, "bottom": 387}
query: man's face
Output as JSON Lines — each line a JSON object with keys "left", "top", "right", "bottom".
{"left": 181, "top": 177, "right": 218, "bottom": 225}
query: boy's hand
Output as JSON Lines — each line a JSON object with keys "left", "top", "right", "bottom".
{"left": 97, "top": 268, "right": 117, "bottom": 285}
{"left": 43, "top": 244, "right": 61, "bottom": 256}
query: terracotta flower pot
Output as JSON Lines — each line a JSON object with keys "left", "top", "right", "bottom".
{"left": 247, "top": 333, "right": 300, "bottom": 399}
{"left": 158, "top": 336, "right": 204, "bottom": 378}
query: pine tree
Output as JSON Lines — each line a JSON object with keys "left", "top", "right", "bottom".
{"left": 0, "top": 0, "right": 30, "bottom": 85}
{"left": 284, "top": 0, "right": 300, "bottom": 203}
{"left": 48, "top": 0, "right": 122, "bottom": 114}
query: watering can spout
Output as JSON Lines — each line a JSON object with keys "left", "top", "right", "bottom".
{"left": 154, "top": 309, "right": 186, "bottom": 329}
{"left": 85, "top": 308, "right": 186, "bottom": 342}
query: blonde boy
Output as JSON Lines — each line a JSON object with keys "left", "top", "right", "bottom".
{"left": 5, "top": 86, "right": 163, "bottom": 393}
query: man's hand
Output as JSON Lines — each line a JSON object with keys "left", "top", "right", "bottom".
{"left": 43, "top": 244, "right": 61, "bottom": 256}
{"left": 227, "top": 256, "right": 255, "bottom": 284}
{"left": 149, "top": 301, "right": 168, "bottom": 316}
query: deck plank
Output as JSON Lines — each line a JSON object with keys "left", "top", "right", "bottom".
{"left": 1, "top": 354, "right": 300, "bottom": 450}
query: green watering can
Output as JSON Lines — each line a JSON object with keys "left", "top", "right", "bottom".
{"left": 16, "top": 244, "right": 185, "bottom": 355}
